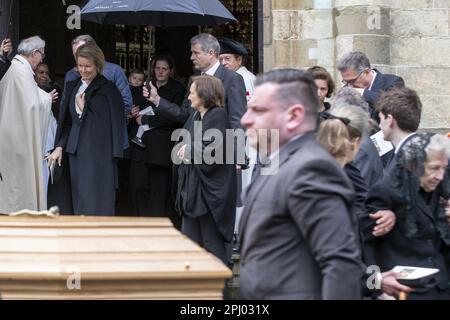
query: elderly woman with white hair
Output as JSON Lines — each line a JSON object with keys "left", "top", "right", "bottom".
{"left": 0, "top": 36, "right": 58, "bottom": 213}
{"left": 364, "top": 132, "right": 450, "bottom": 299}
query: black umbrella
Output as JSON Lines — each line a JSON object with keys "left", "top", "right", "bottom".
{"left": 80, "top": 0, "right": 236, "bottom": 26}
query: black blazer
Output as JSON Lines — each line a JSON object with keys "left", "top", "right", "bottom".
{"left": 353, "top": 135, "right": 384, "bottom": 188}
{"left": 363, "top": 69, "right": 405, "bottom": 122}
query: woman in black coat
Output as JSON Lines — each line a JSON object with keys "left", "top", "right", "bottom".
{"left": 173, "top": 75, "right": 237, "bottom": 264}
{"left": 48, "top": 43, "right": 124, "bottom": 216}
{"left": 363, "top": 133, "right": 450, "bottom": 299}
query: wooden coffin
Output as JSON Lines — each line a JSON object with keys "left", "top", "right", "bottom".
{"left": 0, "top": 215, "right": 231, "bottom": 299}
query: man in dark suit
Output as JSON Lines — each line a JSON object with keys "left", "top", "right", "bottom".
{"left": 338, "top": 51, "right": 405, "bottom": 123}
{"left": 0, "top": 38, "right": 12, "bottom": 80}
{"left": 144, "top": 33, "right": 247, "bottom": 131}
{"left": 376, "top": 87, "right": 422, "bottom": 172}
{"left": 238, "top": 69, "right": 363, "bottom": 300}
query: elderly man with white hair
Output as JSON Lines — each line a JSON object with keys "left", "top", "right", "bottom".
{"left": 0, "top": 35, "right": 58, "bottom": 213}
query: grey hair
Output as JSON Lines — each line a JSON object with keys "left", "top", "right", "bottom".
{"left": 333, "top": 87, "right": 369, "bottom": 113}
{"left": 329, "top": 104, "right": 369, "bottom": 138}
{"left": 17, "top": 36, "right": 45, "bottom": 56}
{"left": 338, "top": 51, "right": 371, "bottom": 73}
{"left": 71, "top": 34, "right": 96, "bottom": 46}
{"left": 191, "top": 33, "right": 220, "bottom": 58}
{"left": 425, "top": 134, "right": 450, "bottom": 159}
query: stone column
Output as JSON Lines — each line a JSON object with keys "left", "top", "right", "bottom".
{"left": 269, "top": 0, "right": 334, "bottom": 71}
{"left": 390, "top": 0, "right": 450, "bottom": 133}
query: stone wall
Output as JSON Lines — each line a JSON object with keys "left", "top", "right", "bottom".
{"left": 265, "top": 0, "right": 450, "bottom": 132}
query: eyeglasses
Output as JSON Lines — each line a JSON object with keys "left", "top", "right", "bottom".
{"left": 341, "top": 69, "right": 366, "bottom": 86}
{"left": 34, "top": 49, "right": 45, "bottom": 60}
{"left": 320, "top": 112, "right": 351, "bottom": 125}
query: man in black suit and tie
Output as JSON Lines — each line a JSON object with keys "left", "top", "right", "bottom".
{"left": 338, "top": 51, "right": 405, "bottom": 124}
{"left": 238, "top": 69, "right": 363, "bottom": 300}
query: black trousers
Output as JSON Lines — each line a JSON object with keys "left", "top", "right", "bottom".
{"left": 129, "top": 161, "right": 181, "bottom": 230}
{"left": 182, "top": 214, "right": 229, "bottom": 265}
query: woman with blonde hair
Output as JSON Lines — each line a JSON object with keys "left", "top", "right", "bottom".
{"left": 48, "top": 43, "right": 125, "bottom": 215}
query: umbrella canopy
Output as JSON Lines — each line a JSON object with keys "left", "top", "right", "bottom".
{"left": 80, "top": 0, "right": 237, "bottom": 26}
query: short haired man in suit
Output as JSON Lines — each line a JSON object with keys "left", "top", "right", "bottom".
{"left": 376, "top": 87, "right": 422, "bottom": 170}
{"left": 238, "top": 69, "right": 363, "bottom": 300}
{"left": 338, "top": 51, "right": 405, "bottom": 123}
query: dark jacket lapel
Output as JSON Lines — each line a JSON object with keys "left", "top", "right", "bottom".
{"left": 238, "top": 132, "right": 315, "bottom": 242}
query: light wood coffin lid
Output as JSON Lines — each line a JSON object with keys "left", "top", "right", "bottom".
{"left": 0, "top": 216, "right": 232, "bottom": 299}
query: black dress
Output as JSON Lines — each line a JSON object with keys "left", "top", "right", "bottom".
{"left": 55, "top": 75, "right": 125, "bottom": 215}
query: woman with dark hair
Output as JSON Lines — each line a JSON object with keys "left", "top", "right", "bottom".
{"left": 48, "top": 43, "right": 125, "bottom": 215}
{"left": 127, "top": 55, "right": 186, "bottom": 228}
{"left": 172, "top": 75, "right": 236, "bottom": 264}
{"left": 306, "top": 66, "right": 335, "bottom": 112}
{"left": 363, "top": 133, "right": 450, "bottom": 299}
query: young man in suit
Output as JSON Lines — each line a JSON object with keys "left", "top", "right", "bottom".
{"left": 376, "top": 87, "right": 422, "bottom": 171}
{"left": 338, "top": 51, "right": 405, "bottom": 123}
{"left": 238, "top": 69, "right": 363, "bottom": 300}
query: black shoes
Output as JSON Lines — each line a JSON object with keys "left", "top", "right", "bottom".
{"left": 131, "top": 137, "right": 146, "bottom": 148}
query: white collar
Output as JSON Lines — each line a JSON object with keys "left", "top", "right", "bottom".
{"left": 14, "top": 54, "right": 34, "bottom": 75}
{"left": 395, "top": 132, "right": 416, "bottom": 153}
{"left": 204, "top": 60, "right": 220, "bottom": 76}
{"left": 368, "top": 69, "right": 377, "bottom": 91}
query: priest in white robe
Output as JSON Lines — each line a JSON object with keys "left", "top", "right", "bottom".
{"left": 0, "top": 36, "right": 57, "bottom": 213}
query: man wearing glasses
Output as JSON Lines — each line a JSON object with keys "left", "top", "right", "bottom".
{"left": 338, "top": 51, "right": 404, "bottom": 123}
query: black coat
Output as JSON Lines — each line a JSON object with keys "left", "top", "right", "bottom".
{"left": 175, "top": 106, "right": 237, "bottom": 242}
{"left": 0, "top": 58, "right": 11, "bottom": 81}
{"left": 362, "top": 178, "right": 450, "bottom": 293}
{"left": 129, "top": 78, "right": 186, "bottom": 166}
{"left": 55, "top": 75, "right": 125, "bottom": 215}
{"left": 363, "top": 69, "right": 405, "bottom": 123}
